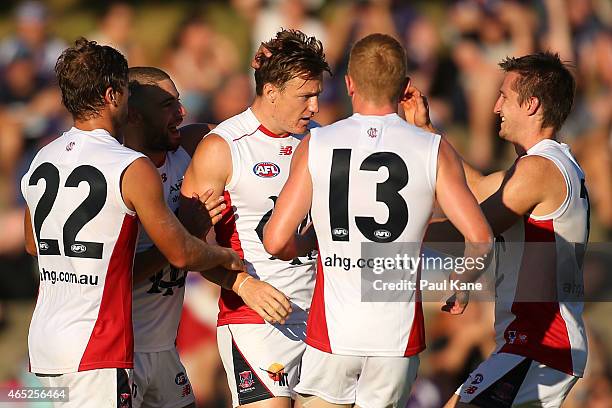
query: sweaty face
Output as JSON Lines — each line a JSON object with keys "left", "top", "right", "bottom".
{"left": 272, "top": 75, "right": 322, "bottom": 135}
{"left": 493, "top": 72, "right": 523, "bottom": 141}
{"left": 139, "top": 79, "right": 186, "bottom": 151}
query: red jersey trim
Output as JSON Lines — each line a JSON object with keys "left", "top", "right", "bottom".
{"left": 257, "top": 124, "right": 290, "bottom": 139}
{"left": 500, "top": 217, "right": 574, "bottom": 375}
{"left": 305, "top": 254, "right": 331, "bottom": 353}
{"left": 405, "top": 261, "right": 426, "bottom": 356}
{"left": 215, "top": 191, "right": 264, "bottom": 326}
{"left": 78, "top": 214, "right": 138, "bottom": 371}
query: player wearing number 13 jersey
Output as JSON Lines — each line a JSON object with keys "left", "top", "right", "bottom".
{"left": 264, "top": 34, "right": 493, "bottom": 408}
{"left": 181, "top": 29, "right": 331, "bottom": 408}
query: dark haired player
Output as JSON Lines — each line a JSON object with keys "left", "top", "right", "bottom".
{"left": 405, "top": 52, "right": 589, "bottom": 408}
{"left": 181, "top": 29, "right": 331, "bottom": 408}
{"left": 21, "top": 38, "right": 244, "bottom": 407}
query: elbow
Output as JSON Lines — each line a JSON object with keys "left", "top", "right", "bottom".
{"left": 263, "top": 231, "right": 290, "bottom": 260}
{"left": 263, "top": 236, "right": 283, "bottom": 259}
{"left": 166, "top": 251, "right": 189, "bottom": 270}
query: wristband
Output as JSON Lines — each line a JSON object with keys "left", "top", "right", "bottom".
{"left": 237, "top": 276, "right": 253, "bottom": 296}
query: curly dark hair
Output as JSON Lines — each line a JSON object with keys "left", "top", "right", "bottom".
{"left": 55, "top": 37, "right": 128, "bottom": 120}
{"left": 499, "top": 52, "right": 575, "bottom": 132}
{"left": 254, "top": 29, "right": 331, "bottom": 96}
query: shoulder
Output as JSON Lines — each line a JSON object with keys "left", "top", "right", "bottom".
{"left": 513, "top": 154, "right": 562, "bottom": 183}
{"left": 214, "top": 110, "right": 258, "bottom": 141}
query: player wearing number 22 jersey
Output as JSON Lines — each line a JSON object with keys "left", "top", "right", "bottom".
{"left": 22, "top": 126, "right": 144, "bottom": 373}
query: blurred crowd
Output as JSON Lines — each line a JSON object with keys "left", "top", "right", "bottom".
{"left": 0, "top": 1, "right": 610, "bottom": 407}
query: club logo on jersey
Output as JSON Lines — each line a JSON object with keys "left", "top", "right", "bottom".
{"left": 70, "top": 243, "right": 87, "bottom": 254}
{"left": 253, "top": 162, "right": 280, "bottom": 178}
{"left": 506, "top": 330, "right": 528, "bottom": 345}
{"left": 66, "top": 141, "right": 75, "bottom": 151}
{"left": 239, "top": 371, "right": 254, "bottom": 389}
{"left": 279, "top": 146, "right": 293, "bottom": 155}
{"left": 332, "top": 228, "right": 349, "bottom": 238}
{"left": 39, "top": 242, "right": 49, "bottom": 251}
{"left": 471, "top": 374, "right": 484, "bottom": 385}
{"left": 373, "top": 229, "right": 391, "bottom": 239}
{"left": 367, "top": 127, "right": 378, "bottom": 138}
{"left": 260, "top": 363, "right": 288, "bottom": 386}
{"left": 175, "top": 372, "right": 188, "bottom": 385}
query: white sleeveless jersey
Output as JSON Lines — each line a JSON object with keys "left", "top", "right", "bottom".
{"left": 212, "top": 108, "right": 316, "bottom": 325}
{"left": 494, "top": 139, "right": 589, "bottom": 377}
{"left": 307, "top": 113, "right": 440, "bottom": 356}
{"left": 133, "top": 146, "right": 191, "bottom": 352}
{"left": 20, "top": 127, "right": 144, "bottom": 374}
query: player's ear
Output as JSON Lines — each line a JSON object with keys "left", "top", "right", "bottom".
{"left": 345, "top": 75, "right": 355, "bottom": 97}
{"left": 263, "top": 83, "right": 278, "bottom": 104}
{"left": 104, "top": 87, "right": 117, "bottom": 106}
{"left": 525, "top": 96, "right": 540, "bottom": 116}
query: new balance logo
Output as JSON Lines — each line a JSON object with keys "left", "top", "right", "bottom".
{"left": 279, "top": 146, "right": 293, "bottom": 155}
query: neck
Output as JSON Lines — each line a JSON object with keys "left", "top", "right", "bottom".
{"left": 352, "top": 94, "right": 396, "bottom": 116}
{"left": 251, "top": 97, "right": 286, "bottom": 135}
{"left": 513, "top": 126, "right": 556, "bottom": 156}
{"left": 123, "top": 126, "right": 167, "bottom": 167}
{"left": 74, "top": 114, "right": 119, "bottom": 140}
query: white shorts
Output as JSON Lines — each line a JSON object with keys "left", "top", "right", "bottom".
{"left": 37, "top": 368, "right": 132, "bottom": 407}
{"left": 132, "top": 349, "right": 195, "bottom": 408}
{"left": 294, "top": 345, "right": 420, "bottom": 408}
{"left": 217, "top": 323, "right": 306, "bottom": 407}
{"left": 456, "top": 352, "right": 579, "bottom": 407}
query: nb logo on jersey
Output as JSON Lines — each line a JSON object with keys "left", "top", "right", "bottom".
{"left": 66, "top": 141, "right": 75, "bottom": 151}
{"left": 373, "top": 229, "right": 391, "bottom": 239}
{"left": 279, "top": 146, "right": 293, "bottom": 155}
{"left": 332, "top": 228, "right": 349, "bottom": 238}
{"left": 39, "top": 242, "right": 49, "bottom": 251}
{"left": 70, "top": 243, "right": 87, "bottom": 254}
{"left": 253, "top": 162, "right": 280, "bottom": 178}
{"left": 367, "top": 128, "right": 378, "bottom": 138}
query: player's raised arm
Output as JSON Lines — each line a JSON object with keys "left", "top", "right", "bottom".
{"left": 122, "top": 156, "right": 242, "bottom": 272}
{"left": 263, "top": 134, "right": 314, "bottom": 260}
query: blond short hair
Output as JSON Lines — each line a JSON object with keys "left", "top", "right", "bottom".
{"left": 347, "top": 34, "right": 407, "bottom": 105}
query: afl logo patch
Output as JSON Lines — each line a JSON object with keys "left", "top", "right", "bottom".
{"left": 253, "top": 162, "right": 280, "bottom": 178}
{"left": 374, "top": 229, "right": 391, "bottom": 239}
{"left": 71, "top": 243, "right": 87, "bottom": 253}
{"left": 332, "top": 228, "right": 348, "bottom": 238}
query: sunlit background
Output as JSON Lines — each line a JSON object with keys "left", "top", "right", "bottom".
{"left": 0, "top": 1, "right": 610, "bottom": 407}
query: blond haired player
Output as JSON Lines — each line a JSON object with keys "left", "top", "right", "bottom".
{"left": 264, "top": 33, "right": 492, "bottom": 408}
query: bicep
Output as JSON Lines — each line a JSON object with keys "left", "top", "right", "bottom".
{"left": 123, "top": 159, "right": 188, "bottom": 261}
{"left": 479, "top": 159, "right": 544, "bottom": 235}
{"left": 181, "top": 134, "right": 230, "bottom": 199}
{"left": 435, "top": 139, "right": 491, "bottom": 242}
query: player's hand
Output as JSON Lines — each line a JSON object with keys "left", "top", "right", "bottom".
{"left": 179, "top": 189, "right": 224, "bottom": 238}
{"left": 233, "top": 273, "right": 292, "bottom": 324}
{"left": 400, "top": 81, "right": 434, "bottom": 132}
{"left": 202, "top": 190, "right": 226, "bottom": 226}
{"left": 441, "top": 290, "right": 469, "bottom": 314}
{"left": 251, "top": 43, "right": 272, "bottom": 69}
